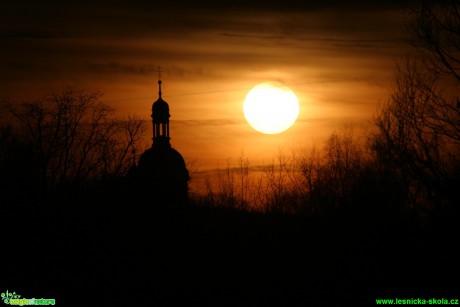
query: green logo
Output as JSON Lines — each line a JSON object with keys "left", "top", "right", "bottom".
{"left": 1, "top": 290, "right": 55, "bottom": 306}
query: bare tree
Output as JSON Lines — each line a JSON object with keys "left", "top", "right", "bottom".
{"left": 372, "top": 0, "right": 460, "bottom": 208}
{"left": 215, "top": 159, "right": 237, "bottom": 208}
{"left": 408, "top": 0, "right": 460, "bottom": 81}
{"left": 262, "top": 149, "right": 301, "bottom": 213}
{"left": 406, "top": 0, "right": 460, "bottom": 145}
{"left": 5, "top": 87, "right": 146, "bottom": 193}
{"left": 104, "top": 115, "right": 147, "bottom": 178}
{"left": 325, "top": 126, "right": 362, "bottom": 202}
{"left": 292, "top": 143, "right": 321, "bottom": 214}
{"left": 237, "top": 152, "right": 250, "bottom": 210}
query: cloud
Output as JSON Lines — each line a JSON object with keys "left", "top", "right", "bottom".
{"left": 85, "top": 62, "right": 156, "bottom": 76}
{"left": 173, "top": 119, "right": 241, "bottom": 126}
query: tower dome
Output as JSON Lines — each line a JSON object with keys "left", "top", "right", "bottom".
{"left": 152, "top": 80, "right": 170, "bottom": 124}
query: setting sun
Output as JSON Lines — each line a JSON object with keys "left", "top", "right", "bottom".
{"left": 243, "top": 82, "right": 299, "bottom": 134}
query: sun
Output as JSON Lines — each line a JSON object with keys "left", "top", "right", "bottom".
{"left": 243, "top": 82, "right": 299, "bottom": 134}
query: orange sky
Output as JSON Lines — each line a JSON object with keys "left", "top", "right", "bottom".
{"left": 1, "top": 1, "right": 413, "bottom": 170}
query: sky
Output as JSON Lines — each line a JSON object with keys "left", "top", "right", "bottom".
{"left": 1, "top": 0, "right": 415, "bottom": 171}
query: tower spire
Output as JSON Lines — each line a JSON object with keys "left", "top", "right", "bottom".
{"left": 151, "top": 65, "right": 170, "bottom": 148}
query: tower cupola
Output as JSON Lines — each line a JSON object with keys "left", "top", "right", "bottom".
{"left": 151, "top": 79, "right": 171, "bottom": 147}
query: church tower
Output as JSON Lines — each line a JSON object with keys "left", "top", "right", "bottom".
{"left": 136, "top": 76, "right": 190, "bottom": 205}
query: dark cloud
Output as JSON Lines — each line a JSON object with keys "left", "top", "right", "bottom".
{"left": 0, "top": 0, "right": 411, "bottom": 109}
{"left": 1, "top": 0, "right": 413, "bottom": 40}
{"left": 85, "top": 62, "right": 156, "bottom": 76}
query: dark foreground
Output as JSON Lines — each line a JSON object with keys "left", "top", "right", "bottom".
{"left": 1, "top": 192, "right": 459, "bottom": 306}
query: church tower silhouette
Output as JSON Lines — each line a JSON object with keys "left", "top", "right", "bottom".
{"left": 136, "top": 77, "right": 190, "bottom": 205}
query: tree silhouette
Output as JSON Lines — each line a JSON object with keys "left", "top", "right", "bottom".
{"left": 3, "top": 87, "right": 146, "bottom": 195}
{"left": 372, "top": 0, "right": 460, "bottom": 209}
{"left": 409, "top": 0, "right": 460, "bottom": 82}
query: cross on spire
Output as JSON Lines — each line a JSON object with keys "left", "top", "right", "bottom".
{"left": 155, "top": 65, "right": 163, "bottom": 98}
{"left": 155, "top": 65, "right": 163, "bottom": 81}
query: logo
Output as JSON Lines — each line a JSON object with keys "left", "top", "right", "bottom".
{"left": 1, "top": 290, "right": 55, "bottom": 306}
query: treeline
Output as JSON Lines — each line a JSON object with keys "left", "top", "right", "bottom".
{"left": 191, "top": 123, "right": 458, "bottom": 221}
